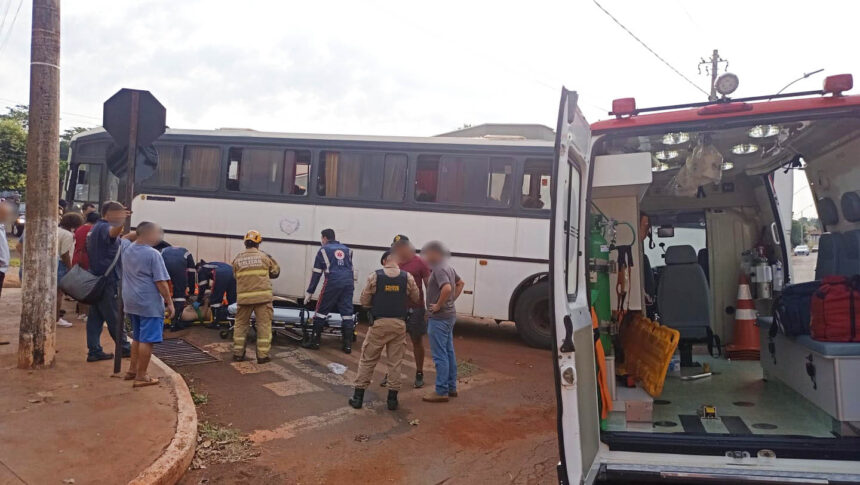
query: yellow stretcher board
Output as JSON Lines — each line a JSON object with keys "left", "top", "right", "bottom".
{"left": 616, "top": 314, "right": 679, "bottom": 397}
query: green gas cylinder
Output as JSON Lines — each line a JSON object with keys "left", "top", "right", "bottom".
{"left": 589, "top": 214, "right": 612, "bottom": 354}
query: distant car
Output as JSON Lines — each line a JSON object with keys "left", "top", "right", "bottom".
{"left": 794, "top": 244, "right": 810, "bottom": 256}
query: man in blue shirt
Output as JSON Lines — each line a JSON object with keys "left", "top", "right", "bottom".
{"left": 160, "top": 246, "right": 196, "bottom": 330}
{"left": 303, "top": 228, "right": 355, "bottom": 353}
{"left": 121, "top": 221, "right": 173, "bottom": 387}
{"left": 85, "top": 201, "right": 132, "bottom": 362}
{"left": 197, "top": 260, "right": 236, "bottom": 324}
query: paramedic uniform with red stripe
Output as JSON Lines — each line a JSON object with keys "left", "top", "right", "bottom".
{"left": 305, "top": 240, "right": 355, "bottom": 352}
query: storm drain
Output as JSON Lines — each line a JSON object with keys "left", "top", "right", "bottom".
{"left": 152, "top": 339, "right": 219, "bottom": 367}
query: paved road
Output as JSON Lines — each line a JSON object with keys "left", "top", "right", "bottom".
{"left": 177, "top": 317, "right": 558, "bottom": 484}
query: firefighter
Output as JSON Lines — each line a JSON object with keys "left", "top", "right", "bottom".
{"left": 197, "top": 260, "right": 236, "bottom": 324}
{"left": 160, "top": 246, "right": 196, "bottom": 330}
{"left": 303, "top": 228, "right": 355, "bottom": 353}
{"left": 231, "top": 230, "right": 280, "bottom": 364}
{"left": 349, "top": 249, "right": 419, "bottom": 410}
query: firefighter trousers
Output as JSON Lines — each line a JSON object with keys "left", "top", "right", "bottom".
{"left": 354, "top": 317, "right": 406, "bottom": 391}
{"left": 234, "top": 302, "right": 273, "bottom": 359}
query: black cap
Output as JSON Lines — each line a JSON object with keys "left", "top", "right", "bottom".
{"left": 391, "top": 234, "right": 410, "bottom": 246}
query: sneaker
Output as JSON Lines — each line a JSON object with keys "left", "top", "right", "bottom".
{"left": 448, "top": 390, "right": 458, "bottom": 397}
{"left": 77, "top": 314, "right": 87, "bottom": 321}
{"left": 57, "top": 318, "right": 73, "bottom": 328}
{"left": 87, "top": 352, "right": 114, "bottom": 362}
{"left": 422, "top": 391, "right": 449, "bottom": 403}
{"left": 414, "top": 372, "right": 424, "bottom": 389}
{"left": 257, "top": 356, "right": 271, "bottom": 364}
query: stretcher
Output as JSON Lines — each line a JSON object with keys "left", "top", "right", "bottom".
{"left": 221, "top": 298, "right": 345, "bottom": 344}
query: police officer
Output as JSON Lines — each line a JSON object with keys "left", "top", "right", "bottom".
{"left": 160, "top": 246, "right": 196, "bottom": 330}
{"left": 231, "top": 230, "right": 280, "bottom": 364}
{"left": 349, "top": 250, "right": 419, "bottom": 410}
{"left": 197, "top": 260, "right": 237, "bottom": 323}
{"left": 303, "top": 228, "right": 355, "bottom": 353}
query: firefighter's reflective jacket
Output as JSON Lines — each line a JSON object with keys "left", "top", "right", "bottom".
{"left": 231, "top": 247, "right": 280, "bottom": 305}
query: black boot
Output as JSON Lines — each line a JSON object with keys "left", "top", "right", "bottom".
{"left": 342, "top": 326, "right": 354, "bottom": 354}
{"left": 387, "top": 390, "right": 398, "bottom": 411}
{"left": 302, "top": 327, "right": 322, "bottom": 350}
{"left": 349, "top": 388, "right": 365, "bottom": 409}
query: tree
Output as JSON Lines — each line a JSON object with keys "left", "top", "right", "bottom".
{"left": 1, "top": 104, "right": 30, "bottom": 129}
{"left": 0, "top": 119, "right": 28, "bottom": 191}
{"left": 790, "top": 219, "right": 803, "bottom": 247}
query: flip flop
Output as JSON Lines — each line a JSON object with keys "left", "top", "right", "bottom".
{"left": 123, "top": 372, "right": 137, "bottom": 381}
{"left": 133, "top": 376, "right": 159, "bottom": 388}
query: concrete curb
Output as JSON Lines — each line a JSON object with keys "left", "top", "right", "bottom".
{"left": 129, "top": 355, "right": 198, "bottom": 485}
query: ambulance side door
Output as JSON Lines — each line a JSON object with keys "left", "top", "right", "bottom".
{"left": 549, "top": 88, "right": 599, "bottom": 484}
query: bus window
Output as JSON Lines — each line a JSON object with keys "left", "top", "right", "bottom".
{"left": 487, "top": 157, "right": 514, "bottom": 207}
{"left": 415, "top": 154, "right": 511, "bottom": 207}
{"left": 283, "top": 150, "right": 310, "bottom": 195}
{"left": 73, "top": 163, "right": 102, "bottom": 205}
{"left": 382, "top": 153, "right": 407, "bottom": 201}
{"left": 521, "top": 158, "right": 552, "bottom": 210}
{"left": 226, "top": 147, "right": 284, "bottom": 194}
{"left": 317, "top": 150, "right": 404, "bottom": 201}
{"left": 147, "top": 144, "right": 183, "bottom": 186}
{"left": 180, "top": 145, "right": 221, "bottom": 190}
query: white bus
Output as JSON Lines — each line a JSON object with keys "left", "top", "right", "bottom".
{"left": 65, "top": 128, "right": 557, "bottom": 347}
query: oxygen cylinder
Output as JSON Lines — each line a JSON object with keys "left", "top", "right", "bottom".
{"left": 589, "top": 214, "right": 612, "bottom": 354}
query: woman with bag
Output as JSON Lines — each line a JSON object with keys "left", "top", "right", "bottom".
{"left": 56, "top": 212, "right": 83, "bottom": 328}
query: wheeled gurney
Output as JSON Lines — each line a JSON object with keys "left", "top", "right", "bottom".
{"left": 221, "top": 298, "right": 345, "bottom": 344}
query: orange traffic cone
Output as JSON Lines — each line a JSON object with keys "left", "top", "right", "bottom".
{"left": 726, "top": 273, "right": 760, "bottom": 360}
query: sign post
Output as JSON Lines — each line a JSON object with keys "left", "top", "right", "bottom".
{"left": 102, "top": 88, "right": 165, "bottom": 374}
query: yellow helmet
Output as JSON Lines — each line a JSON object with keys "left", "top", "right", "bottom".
{"left": 244, "top": 230, "right": 263, "bottom": 244}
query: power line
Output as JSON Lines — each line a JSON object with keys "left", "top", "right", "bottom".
{"left": 0, "top": 0, "right": 13, "bottom": 39}
{"left": 0, "top": 97, "right": 102, "bottom": 122}
{"left": 0, "top": 0, "right": 23, "bottom": 56}
{"left": 591, "top": 0, "right": 709, "bottom": 97}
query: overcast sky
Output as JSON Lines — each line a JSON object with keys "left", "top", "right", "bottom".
{"left": 1, "top": 0, "right": 856, "bottom": 216}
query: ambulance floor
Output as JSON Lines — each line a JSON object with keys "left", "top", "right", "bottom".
{"left": 606, "top": 356, "right": 835, "bottom": 437}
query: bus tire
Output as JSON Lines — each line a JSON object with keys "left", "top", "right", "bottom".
{"left": 514, "top": 282, "right": 552, "bottom": 349}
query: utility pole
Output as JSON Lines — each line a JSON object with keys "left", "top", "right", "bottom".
{"left": 18, "top": 0, "right": 61, "bottom": 369}
{"left": 699, "top": 49, "right": 728, "bottom": 101}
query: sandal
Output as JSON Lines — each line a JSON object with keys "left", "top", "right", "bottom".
{"left": 123, "top": 371, "right": 137, "bottom": 381}
{"left": 133, "top": 376, "right": 160, "bottom": 388}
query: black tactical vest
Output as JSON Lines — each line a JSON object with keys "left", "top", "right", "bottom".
{"left": 371, "top": 270, "right": 408, "bottom": 319}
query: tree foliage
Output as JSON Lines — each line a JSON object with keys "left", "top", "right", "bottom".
{"left": 0, "top": 118, "right": 28, "bottom": 191}
{"left": 790, "top": 219, "right": 803, "bottom": 247}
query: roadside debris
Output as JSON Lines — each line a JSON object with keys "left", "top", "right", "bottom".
{"left": 354, "top": 434, "right": 369, "bottom": 442}
{"left": 191, "top": 422, "right": 259, "bottom": 470}
{"left": 327, "top": 363, "right": 347, "bottom": 375}
{"left": 409, "top": 419, "right": 420, "bottom": 426}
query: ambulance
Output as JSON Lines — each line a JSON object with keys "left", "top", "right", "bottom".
{"left": 550, "top": 74, "right": 860, "bottom": 483}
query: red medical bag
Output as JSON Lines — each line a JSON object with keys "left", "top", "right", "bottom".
{"left": 810, "top": 275, "right": 860, "bottom": 342}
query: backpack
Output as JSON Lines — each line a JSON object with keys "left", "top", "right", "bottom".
{"left": 810, "top": 275, "right": 860, "bottom": 342}
{"left": 772, "top": 280, "right": 820, "bottom": 337}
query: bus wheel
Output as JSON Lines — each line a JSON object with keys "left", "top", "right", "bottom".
{"left": 514, "top": 282, "right": 552, "bottom": 349}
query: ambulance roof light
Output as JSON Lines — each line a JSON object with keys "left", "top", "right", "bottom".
{"left": 823, "top": 74, "right": 853, "bottom": 95}
{"left": 611, "top": 98, "right": 637, "bottom": 118}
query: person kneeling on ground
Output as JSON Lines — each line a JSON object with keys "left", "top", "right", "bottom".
{"left": 421, "top": 240, "right": 465, "bottom": 403}
{"left": 121, "top": 221, "right": 174, "bottom": 387}
{"left": 349, "top": 249, "right": 419, "bottom": 411}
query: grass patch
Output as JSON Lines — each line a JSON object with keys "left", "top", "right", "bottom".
{"left": 192, "top": 421, "right": 259, "bottom": 469}
{"left": 457, "top": 358, "right": 480, "bottom": 378}
{"left": 9, "top": 258, "right": 19, "bottom": 267}
{"left": 190, "top": 387, "right": 208, "bottom": 406}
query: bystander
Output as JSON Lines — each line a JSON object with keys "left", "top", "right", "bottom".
{"left": 57, "top": 212, "right": 84, "bottom": 328}
{"left": 85, "top": 201, "right": 132, "bottom": 362}
{"left": 121, "top": 221, "right": 173, "bottom": 387}
{"left": 0, "top": 202, "right": 11, "bottom": 300}
{"left": 421, "top": 241, "right": 465, "bottom": 403}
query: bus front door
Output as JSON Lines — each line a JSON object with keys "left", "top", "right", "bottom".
{"left": 549, "top": 88, "right": 599, "bottom": 484}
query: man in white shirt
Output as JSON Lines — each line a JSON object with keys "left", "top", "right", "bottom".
{"left": 56, "top": 212, "right": 83, "bottom": 327}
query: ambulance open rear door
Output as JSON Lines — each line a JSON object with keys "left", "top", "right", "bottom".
{"left": 549, "top": 88, "right": 599, "bottom": 485}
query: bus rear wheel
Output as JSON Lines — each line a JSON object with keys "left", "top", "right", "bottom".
{"left": 514, "top": 282, "right": 552, "bottom": 349}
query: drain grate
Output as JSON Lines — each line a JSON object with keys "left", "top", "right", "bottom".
{"left": 153, "top": 339, "right": 219, "bottom": 367}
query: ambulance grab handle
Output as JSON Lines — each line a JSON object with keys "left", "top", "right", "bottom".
{"left": 770, "top": 222, "right": 781, "bottom": 245}
{"left": 560, "top": 315, "right": 575, "bottom": 353}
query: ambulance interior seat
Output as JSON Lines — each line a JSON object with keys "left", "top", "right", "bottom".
{"left": 697, "top": 248, "right": 709, "bottom": 283}
{"left": 814, "top": 232, "right": 843, "bottom": 280}
{"left": 841, "top": 229, "right": 859, "bottom": 275}
{"left": 657, "top": 245, "right": 711, "bottom": 367}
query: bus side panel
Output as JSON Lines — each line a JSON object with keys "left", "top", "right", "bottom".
{"left": 514, "top": 217, "right": 550, "bottom": 260}
{"left": 473, "top": 260, "right": 545, "bottom": 319}
{"left": 197, "top": 236, "right": 228, "bottom": 264}
{"left": 254, "top": 240, "right": 308, "bottom": 298}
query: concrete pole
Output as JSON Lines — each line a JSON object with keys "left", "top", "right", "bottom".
{"left": 18, "top": 0, "right": 60, "bottom": 369}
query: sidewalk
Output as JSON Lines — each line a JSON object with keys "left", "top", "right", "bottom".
{"left": 0, "top": 287, "right": 196, "bottom": 484}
